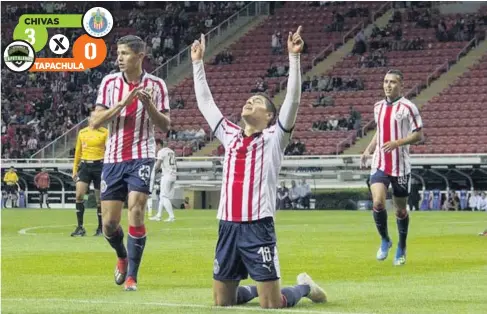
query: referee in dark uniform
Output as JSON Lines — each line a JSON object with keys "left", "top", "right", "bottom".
{"left": 71, "top": 111, "right": 108, "bottom": 237}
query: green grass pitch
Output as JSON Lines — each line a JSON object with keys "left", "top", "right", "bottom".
{"left": 2, "top": 209, "right": 487, "bottom": 314}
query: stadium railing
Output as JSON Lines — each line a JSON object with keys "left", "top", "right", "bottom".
{"left": 6, "top": 154, "right": 487, "bottom": 170}
{"left": 151, "top": 1, "right": 270, "bottom": 83}
{"left": 30, "top": 119, "right": 88, "bottom": 159}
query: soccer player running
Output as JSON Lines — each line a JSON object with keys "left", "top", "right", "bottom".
{"left": 148, "top": 139, "right": 177, "bottom": 222}
{"left": 90, "top": 35, "right": 170, "bottom": 291}
{"left": 360, "top": 70, "right": 424, "bottom": 266}
{"left": 191, "top": 27, "right": 327, "bottom": 309}
{"left": 71, "top": 111, "right": 108, "bottom": 237}
{"left": 34, "top": 168, "right": 50, "bottom": 209}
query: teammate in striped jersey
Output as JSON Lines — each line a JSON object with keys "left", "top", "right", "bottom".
{"left": 91, "top": 35, "right": 171, "bottom": 291}
{"left": 192, "top": 27, "right": 326, "bottom": 309}
{"left": 360, "top": 69, "right": 424, "bottom": 266}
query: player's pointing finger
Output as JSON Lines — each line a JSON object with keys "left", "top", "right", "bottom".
{"left": 295, "top": 25, "right": 303, "bottom": 35}
{"left": 200, "top": 34, "right": 205, "bottom": 49}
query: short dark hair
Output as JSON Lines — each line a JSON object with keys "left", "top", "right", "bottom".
{"left": 386, "top": 69, "right": 404, "bottom": 81}
{"left": 117, "top": 35, "right": 146, "bottom": 54}
{"left": 156, "top": 139, "right": 164, "bottom": 146}
{"left": 255, "top": 92, "right": 277, "bottom": 127}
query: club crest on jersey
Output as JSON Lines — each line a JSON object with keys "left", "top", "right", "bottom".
{"left": 395, "top": 111, "right": 404, "bottom": 120}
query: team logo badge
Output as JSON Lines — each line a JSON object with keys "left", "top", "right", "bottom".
{"left": 395, "top": 111, "right": 404, "bottom": 121}
{"left": 213, "top": 259, "right": 220, "bottom": 275}
{"left": 83, "top": 7, "right": 113, "bottom": 38}
{"left": 100, "top": 180, "right": 107, "bottom": 193}
{"left": 3, "top": 40, "right": 35, "bottom": 72}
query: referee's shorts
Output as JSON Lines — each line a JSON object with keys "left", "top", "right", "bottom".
{"left": 76, "top": 160, "right": 103, "bottom": 190}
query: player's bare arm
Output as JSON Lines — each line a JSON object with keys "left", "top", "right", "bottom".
{"left": 278, "top": 26, "right": 304, "bottom": 131}
{"left": 360, "top": 131, "right": 377, "bottom": 168}
{"left": 90, "top": 86, "right": 142, "bottom": 128}
{"left": 138, "top": 88, "right": 171, "bottom": 132}
{"left": 191, "top": 34, "right": 225, "bottom": 129}
{"left": 383, "top": 129, "right": 423, "bottom": 153}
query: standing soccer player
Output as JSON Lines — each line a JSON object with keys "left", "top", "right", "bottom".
{"left": 191, "top": 28, "right": 327, "bottom": 309}
{"left": 34, "top": 168, "right": 50, "bottom": 209}
{"left": 149, "top": 139, "right": 177, "bottom": 222}
{"left": 360, "top": 69, "right": 424, "bottom": 266}
{"left": 90, "top": 35, "right": 170, "bottom": 291}
{"left": 71, "top": 111, "right": 108, "bottom": 237}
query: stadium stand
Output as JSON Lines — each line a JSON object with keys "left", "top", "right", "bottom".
{"left": 292, "top": 4, "right": 487, "bottom": 156}
{"left": 165, "top": 1, "right": 390, "bottom": 156}
{"left": 1, "top": 1, "right": 246, "bottom": 159}
{"left": 412, "top": 53, "right": 487, "bottom": 154}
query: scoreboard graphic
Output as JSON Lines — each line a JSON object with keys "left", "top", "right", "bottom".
{"left": 3, "top": 7, "right": 112, "bottom": 73}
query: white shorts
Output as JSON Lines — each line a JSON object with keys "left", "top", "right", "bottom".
{"left": 159, "top": 175, "right": 176, "bottom": 199}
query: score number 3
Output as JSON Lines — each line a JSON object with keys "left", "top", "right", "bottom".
{"left": 25, "top": 28, "right": 36, "bottom": 45}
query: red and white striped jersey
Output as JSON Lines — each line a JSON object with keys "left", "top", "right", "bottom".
{"left": 371, "top": 96, "right": 423, "bottom": 177}
{"left": 215, "top": 119, "right": 291, "bottom": 222}
{"left": 95, "top": 71, "right": 169, "bottom": 163}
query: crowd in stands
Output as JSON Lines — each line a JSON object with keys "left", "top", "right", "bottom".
{"left": 303, "top": 75, "right": 365, "bottom": 93}
{"left": 312, "top": 106, "right": 361, "bottom": 133}
{"left": 276, "top": 180, "right": 312, "bottom": 210}
{"left": 285, "top": 138, "right": 306, "bottom": 156}
{"left": 1, "top": 1, "right": 247, "bottom": 159}
{"left": 212, "top": 49, "right": 234, "bottom": 65}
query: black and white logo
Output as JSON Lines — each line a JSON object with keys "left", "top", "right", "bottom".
{"left": 3, "top": 40, "right": 35, "bottom": 73}
{"left": 49, "top": 34, "right": 70, "bottom": 55}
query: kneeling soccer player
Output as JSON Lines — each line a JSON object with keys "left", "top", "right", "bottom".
{"left": 191, "top": 27, "right": 327, "bottom": 309}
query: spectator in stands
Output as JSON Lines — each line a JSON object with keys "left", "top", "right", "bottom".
{"left": 250, "top": 77, "right": 268, "bottom": 93}
{"left": 469, "top": 191, "right": 481, "bottom": 211}
{"left": 313, "top": 93, "right": 334, "bottom": 108}
{"left": 478, "top": 192, "right": 487, "bottom": 211}
{"left": 276, "top": 181, "right": 289, "bottom": 210}
{"left": 213, "top": 49, "right": 234, "bottom": 65}
{"left": 310, "top": 75, "right": 319, "bottom": 91}
{"left": 267, "top": 63, "right": 278, "bottom": 78}
{"left": 317, "top": 75, "right": 331, "bottom": 92}
{"left": 327, "top": 11, "right": 344, "bottom": 32}
{"left": 170, "top": 95, "right": 185, "bottom": 109}
{"left": 271, "top": 31, "right": 283, "bottom": 54}
{"left": 167, "top": 128, "right": 178, "bottom": 140}
{"left": 285, "top": 138, "right": 306, "bottom": 156}
{"left": 289, "top": 180, "right": 301, "bottom": 209}
{"left": 299, "top": 179, "right": 311, "bottom": 209}
{"left": 352, "top": 30, "right": 367, "bottom": 55}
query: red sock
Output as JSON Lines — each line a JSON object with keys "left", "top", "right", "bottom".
{"left": 128, "top": 225, "right": 146, "bottom": 238}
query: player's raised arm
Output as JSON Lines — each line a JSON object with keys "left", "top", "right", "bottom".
{"left": 278, "top": 26, "right": 304, "bottom": 132}
{"left": 191, "top": 34, "right": 224, "bottom": 130}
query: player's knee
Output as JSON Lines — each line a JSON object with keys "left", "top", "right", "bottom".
{"left": 396, "top": 208, "right": 407, "bottom": 218}
{"left": 373, "top": 201, "right": 385, "bottom": 211}
{"left": 102, "top": 220, "right": 119, "bottom": 236}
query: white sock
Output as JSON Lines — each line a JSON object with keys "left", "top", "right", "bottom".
{"left": 147, "top": 197, "right": 153, "bottom": 216}
{"left": 162, "top": 197, "right": 174, "bottom": 218}
{"left": 156, "top": 197, "right": 164, "bottom": 218}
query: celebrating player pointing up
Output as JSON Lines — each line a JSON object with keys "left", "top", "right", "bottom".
{"left": 191, "top": 27, "right": 327, "bottom": 309}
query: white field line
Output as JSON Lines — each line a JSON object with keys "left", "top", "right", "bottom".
{"left": 2, "top": 297, "right": 372, "bottom": 314}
